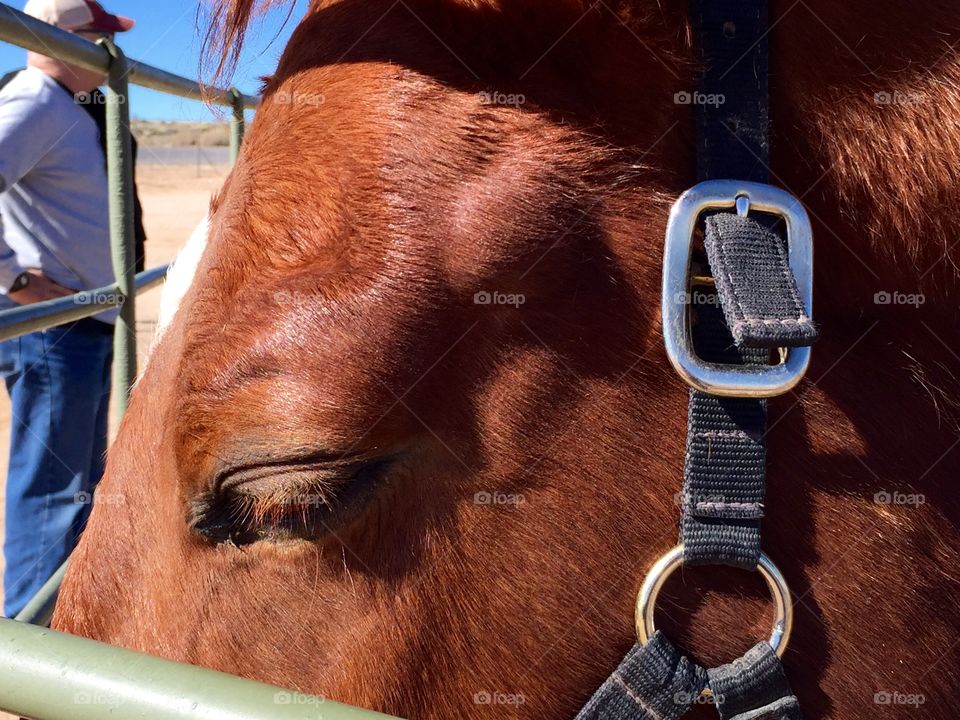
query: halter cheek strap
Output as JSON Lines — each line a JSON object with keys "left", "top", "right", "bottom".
{"left": 579, "top": 1, "right": 818, "bottom": 717}
{"left": 575, "top": 634, "right": 802, "bottom": 720}
{"left": 575, "top": 633, "right": 706, "bottom": 720}
{"left": 708, "top": 644, "right": 803, "bottom": 720}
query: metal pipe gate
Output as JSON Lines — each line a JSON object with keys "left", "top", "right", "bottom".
{"left": 0, "top": 1, "right": 256, "bottom": 417}
{"left": 0, "top": 619, "right": 395, "bottom": 720}
{"left": 0, "top": 4, "right": 403, "bottom": 719}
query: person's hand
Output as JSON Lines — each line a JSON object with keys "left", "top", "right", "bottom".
{"left": 8, "top": 270, "right": 76, "bottom": 305}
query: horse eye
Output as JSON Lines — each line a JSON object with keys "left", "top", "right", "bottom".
{"left": 188, "top": 456, "right": 395, "bottom": 546}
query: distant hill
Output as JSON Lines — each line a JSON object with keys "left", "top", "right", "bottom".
{"left": 130, "top": 120, "right": 230, "bottom": 147}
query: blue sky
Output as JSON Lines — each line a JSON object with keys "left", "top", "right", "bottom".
{"left": 0, "top": 0, "right": 310, "bottom": 120}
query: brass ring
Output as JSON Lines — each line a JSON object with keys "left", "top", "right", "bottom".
{"left": 635, "top": 544, "right": 793, "bottom": 658}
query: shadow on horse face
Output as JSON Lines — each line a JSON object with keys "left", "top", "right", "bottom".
{"left": 53, "top": 4, "right": 696, "bottom": 715}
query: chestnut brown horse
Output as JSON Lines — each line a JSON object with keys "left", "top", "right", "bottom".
{"left": 53, "top": 0, "right": 958, "bottom": 718}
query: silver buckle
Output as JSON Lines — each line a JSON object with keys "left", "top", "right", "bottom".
{"left": 662, "top": 180, "right": 813, "bottom": 398}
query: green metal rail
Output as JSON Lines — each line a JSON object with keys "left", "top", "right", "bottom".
{"left": 0, "top": 619, "right": 397, "bottom": 720}
{"left": 0, "top": 265, "right": 168, "bottom": 341}
{"left": 0, "top": 1, "right": 256, "bottom": 418}
{"left": 0, "top": 4, "right": 259, "bottom": 107}
{"left": 0, "top": 7, "right": 407, "bottom": 720}
{"left": 12, "top": 559, "right": 67, "bottom": 627}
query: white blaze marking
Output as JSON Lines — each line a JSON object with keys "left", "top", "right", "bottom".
{"left": 151, "top": 215, "right": 209, "bottom": 352}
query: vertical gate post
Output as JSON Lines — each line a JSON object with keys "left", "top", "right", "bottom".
{"left": 102, "top": 39, "right": 136, "bottom": 419}
{"left": 229, "top": 87, "right": 245, "bottom": 163}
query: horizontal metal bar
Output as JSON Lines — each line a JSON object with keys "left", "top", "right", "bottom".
{"left": 0, "top": 264, "right": 168, "bottom": 341}
{"left": 0, "top": 619, "right": 400, "bottom": 720}
{"left": 13, "top": 560, "right": 67, "bottom": 627}
{"left": 0, "top": 3, "right": 258, "bottom": 108}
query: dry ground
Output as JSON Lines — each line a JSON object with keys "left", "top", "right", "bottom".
{"left": 0, "top": 162, "right": 231, "bottom": 615}
{"left": 130, "top": 120, "right": 231, "bottom": 148}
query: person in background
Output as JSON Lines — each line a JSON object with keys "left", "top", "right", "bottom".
{"left": 0, "top": 0, "right": 143, "bottom": 617}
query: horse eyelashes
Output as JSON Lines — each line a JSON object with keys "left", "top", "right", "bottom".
{"left": 188, "top": 456, "right": 397, "bottom": 545}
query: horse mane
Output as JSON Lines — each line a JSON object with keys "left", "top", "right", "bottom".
{"left": 200, "top": 0, "right": 634, "bottom": 84}
{"left": 202, "top": 0, "right": 293, "bottom": 83}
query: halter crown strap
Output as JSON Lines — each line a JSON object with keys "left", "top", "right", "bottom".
{"left": 580, "top": 0, "right": 815, "bottom": 717}
{"left": 681, "top": 0, "right": 816, "bottom": 571}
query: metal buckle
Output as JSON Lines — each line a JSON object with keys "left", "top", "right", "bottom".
{"left": 662, "top": 180, "right": 814, "bottom": 398}
{"left": 635, "top": 544, "right": 794, "bottom": 659}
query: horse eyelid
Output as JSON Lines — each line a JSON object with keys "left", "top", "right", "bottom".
{"left": 189, "top": 456, "right": 397, "bottom": 544}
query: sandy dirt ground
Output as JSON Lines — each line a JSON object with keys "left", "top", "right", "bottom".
{"left": 0, "top": 162, "right": 231, "bottom": 615}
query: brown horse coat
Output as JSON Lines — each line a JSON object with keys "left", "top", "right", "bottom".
{"left": 54, "top": 1, "right": 959, "bottom": 718}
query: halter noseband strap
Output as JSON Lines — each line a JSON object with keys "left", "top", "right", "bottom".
{"left": 577, "top": 1, "right": 817, "bottom": 718}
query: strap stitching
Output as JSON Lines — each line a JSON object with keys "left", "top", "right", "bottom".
{"left": 694, "top": 430, "right": 748, "bottom": 438}
{"left": 696, "top": 501, "right": 764, "bottom": 510}
{"left": 733, "top": 317, "right": 812, "bottom": 328}
{"left": 611, "top": 674, "right": 663, "bottom": 720}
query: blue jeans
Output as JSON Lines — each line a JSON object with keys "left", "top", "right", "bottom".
{"left": 0, "top": 319, "right": 113, "bottom": 617}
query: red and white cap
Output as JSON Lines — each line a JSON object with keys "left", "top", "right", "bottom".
{"left": 23, "top": 0, "right": 134, "bottom": 33}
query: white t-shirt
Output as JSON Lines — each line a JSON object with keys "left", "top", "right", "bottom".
{"left": 0, "top": 67, "right": 113, "bottom": 307}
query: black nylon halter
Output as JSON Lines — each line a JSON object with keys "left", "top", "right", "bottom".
{"left": 575, "top": 2, "right": 816, "bottom": 718}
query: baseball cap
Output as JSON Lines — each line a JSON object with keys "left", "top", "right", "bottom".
{"left": 23, "top": 0, "right": 134, "bottom": 33}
